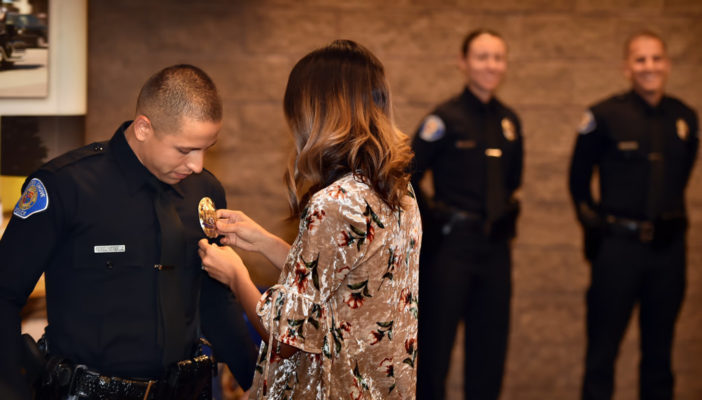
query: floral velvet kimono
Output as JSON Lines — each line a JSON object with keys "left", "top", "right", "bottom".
{"left": 251, "top": 173, "right": 421, "bottom": 399}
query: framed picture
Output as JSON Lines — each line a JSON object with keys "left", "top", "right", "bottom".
{"left": 0, "top": 0, "right": 49, "bottom": 98}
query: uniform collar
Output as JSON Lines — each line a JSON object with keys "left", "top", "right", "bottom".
{"left": 628, "top": 89, "right": 667, "bottom": 114}
{"left": 109, "top": 121, "right": 184, "bottom": 197}
{"left": 460, "top": 86, "right": 498, "bottom": 111}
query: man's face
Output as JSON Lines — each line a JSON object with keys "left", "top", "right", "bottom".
{"left": 459, "top": 33, "right": 507, "bottom": 98}
{"left": 138, "top": 116, "right": 220, "bottom": 184}
{"left": 625, "top": 36, "right": 670, "bottom": 99}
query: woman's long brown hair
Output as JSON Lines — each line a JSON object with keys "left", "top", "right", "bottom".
{"left": 283, "top": 40, "right": 413, "bottom": 217}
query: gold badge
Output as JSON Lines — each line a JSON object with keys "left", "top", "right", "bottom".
{"left": 198, "top": 197, "right": 217, "bottom": 238}
{"left": 676, "top": 118, "right": 689, "bottom": 140}
{"left": 501, "top": 118, "right": 516, "bottom": 141}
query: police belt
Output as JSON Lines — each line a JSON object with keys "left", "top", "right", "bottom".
{"left": 42, "top": 354, "right": 213, "bottom": 400}
{"left": 604, "top": 214, "right": 686, "bottom": 243}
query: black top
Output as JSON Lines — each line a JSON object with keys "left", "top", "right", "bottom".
{"left": 410, "top": 87, "right": 523, "bottom": 217}
{"left": 569, "top": 90, "right": 699, "bottom": 220}
{"left": 0, "top": 122, "right": 256, "bottom": 391}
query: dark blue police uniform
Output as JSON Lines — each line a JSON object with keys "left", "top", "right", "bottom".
{"left": 411, "top": 88, "right": 523, "bottom": 400}
{"left": 569, "top": 90, "right": 699, "bottom": 400}
{"left": 0, "top": 122, "right": 257, "bottom": 398}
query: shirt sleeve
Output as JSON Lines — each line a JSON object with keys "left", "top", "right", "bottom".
{"left": 0, "top": 171, "right": 65, "bottom": 396}
{"left": 569, "top": 109, "right": 604, "bottom": 215}
{"left": 508, "top": 115, "right": 524, "bottom": 194}
{"left": 410, "top": 114, "right": 447, "bottom": 212}
{"left": 256, "top": 190, "right": 372, "bottom": 354}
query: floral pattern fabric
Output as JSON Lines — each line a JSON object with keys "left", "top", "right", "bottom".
{"left": 251, "top": 173, "right": 421, "bottom": 399}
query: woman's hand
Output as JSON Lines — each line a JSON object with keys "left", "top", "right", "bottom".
{"left": 198, "top": 239, "right": 249, "bottom": 291}
{"left": 216, "top": 209, "right": 292, "bottom": 270}
{"left": 216, "top": 209, "right": 272, "bottom": 253}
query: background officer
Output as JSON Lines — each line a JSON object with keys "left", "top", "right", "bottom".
{"left": 0, "top": 64, "right": 256, "bottom": 399}
{"left": 569, "top": 31, "right": 698, "bottom": 400}
{"left": 412, "top": 29, "right": 523, "bottom": 400}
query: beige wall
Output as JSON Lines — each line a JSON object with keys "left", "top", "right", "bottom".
{"left": 87, "top": 1, "right": 702, "bottom": 399}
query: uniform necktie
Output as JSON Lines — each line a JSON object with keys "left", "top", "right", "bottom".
{"left": 646, "top": 113, "right": 665, "bottom": 221}
{"left": 150, "top": 179, "right": 188, "bottom": 366}
{"left": 485, "top": 107, "right": 506, "bottom": 233}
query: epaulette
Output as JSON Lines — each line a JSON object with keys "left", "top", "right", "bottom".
{"left": 40, "top": 141, "right": 108, "bottom": 173}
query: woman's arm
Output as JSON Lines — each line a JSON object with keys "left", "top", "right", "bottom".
{"left": 215, "top": 209, "right": 291, "bottom": 270}
{"left": 198, "top": 239, "right": 297, "bottom": 357}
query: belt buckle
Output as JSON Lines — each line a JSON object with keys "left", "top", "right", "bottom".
{"left": 639, "top": 221, "right": 654, "bottom": 243}
{"left": 67, "top": 364, "right": 88, "bottom": 396}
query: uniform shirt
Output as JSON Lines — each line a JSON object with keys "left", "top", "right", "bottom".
{"left": 250, "top": 174, "right": 421, "bottom": 399}
{"left": 569, "top": 90, "right": 699, "bottom": 220}
{"left": 0, "top": 122, "right": 255, "bottom": 387}
{"left": 411, "top": 87, "right": 523, "bottom": 218}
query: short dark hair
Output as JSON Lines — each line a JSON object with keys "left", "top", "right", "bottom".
{"left": 136, "top": 64, "right": 222, "bottom": 133}
{"left": 461, "top": 29, "right": 504, "bottom": 57}
{"left": 623, "top": 30, "right": 667, "bottom": 59}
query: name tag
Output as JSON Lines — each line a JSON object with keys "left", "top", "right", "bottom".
{"left": 94, "top": 245, "right": 126, "bottom": 253}
{"left": 617, "top": 141, "right": 638, "bottom": 151}
{"left": 485, "top": 148, "right": 502, "bottom": 158}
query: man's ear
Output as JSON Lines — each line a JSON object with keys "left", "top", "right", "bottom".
{"left": 133, "top": 115, "right": 153, "bottom": 142}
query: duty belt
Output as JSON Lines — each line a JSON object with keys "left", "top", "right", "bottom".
{"left": 40, "top": 354, "right": 213, "bottom": 400}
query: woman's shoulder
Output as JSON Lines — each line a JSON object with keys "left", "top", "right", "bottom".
{"left": 306, "top": 174, "right": 385, "bottom": 218}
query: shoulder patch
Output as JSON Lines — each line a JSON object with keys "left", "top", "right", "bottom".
{"left": 418, "top": 115, "right": 446, "bottom": 142}
{"left": 577, "top": 110, "right": 596, "bottom": 135}
{"left": 13, "top": 178, "right": 49, "bottom": 219}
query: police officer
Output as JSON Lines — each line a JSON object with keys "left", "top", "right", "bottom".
{"left": 412, "top": 29, "right": 523, "bottom": 400}
{"left": 569, "top": 31, "right": 698, "bottom": 400}
{"left": 0, "top": 65, "right": 257, "bottom": 399}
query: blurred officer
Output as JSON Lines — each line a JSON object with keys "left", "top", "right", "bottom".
{"left": 0, "top": 64, "right": 257, "bottom": 399}
{"left": 412, "top": 29, "right": 523, "bottom": 400}
{"left": 569, "top": 31, "right": 698, "bottom": 400}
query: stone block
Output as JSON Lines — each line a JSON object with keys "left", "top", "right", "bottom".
{"left": 384, "top": 58, "right": 462, "bottom": 105}
{"left": 504, "top": 328, "right": 584, "bottom": 390}
{"left": 517, "top": 106, "right": 583, "bottom": 156}
{"left": 215, "top": 55, "right": 294, "bottom": 102}
{"left": 241, "top": 7, "right": 338, "bottom": 55}
{"left": 409, "top": 0, "right": 574, "bottom": 12}
{"left": 664, "top": 0, "right": 702, "bottom": 14}
{"left": 339, "top": 10, "right": 524, "bottom": 59}
{"left": 513, "top": 245, "right": 589, "bottom": 295}
{"left": 571, "top": 64, "right": 631, "bottom": 107}
{"left": 514, "top": 16, "right": 618, "bottom": 62}
{"left": 516, "top": 200, "right": 581, "bottom": 248}
{"left": 510, "top": 292, "right": 586, "bottom": 344}
{"left": 521, "top": 154, "right": 575, "bottom": 205}
{"left": 498, "top": 62, "right": 574, "bottom": 107}
{"left": 575, "top": 0, "right": 663, "bottom": 13}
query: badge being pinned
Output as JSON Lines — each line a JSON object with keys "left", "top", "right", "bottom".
{"left": 13, "top": 178, "right": 49, "bottom": 219}
{"left": 198, "top": 197, "right": 217, "bottom": 238}
{"left": 418, "top": 115, "right": 445, "bottom": 142}
{"left": 578, "top": 111, "right": 596, "bottom": 134}
{"left": 676, "top": 118, "right": 689, "bottom": 140}
{"left": 501, "top": 118, "right": 516, "bottom": 141}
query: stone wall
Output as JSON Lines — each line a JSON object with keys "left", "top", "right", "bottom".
{"left": 87, "top": 1, "right": 702, "bottom": 398}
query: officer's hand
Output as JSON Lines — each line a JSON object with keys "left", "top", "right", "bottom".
{"left": 215, "top": 209, "right": 271, "bottom": 253}
{"left": 577, "top": 202, "right": 602, "bottom": 230}
{"left": 198, "top": 239, "right": 250, "bottom": 291}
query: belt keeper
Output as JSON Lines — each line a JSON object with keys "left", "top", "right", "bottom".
{"left": 143, "top": 380, "right": 155, "bottom": 400}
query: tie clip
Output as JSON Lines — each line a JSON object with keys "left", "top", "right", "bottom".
{"left": 154, "top": 264, "right": 174, "bottom": 270}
